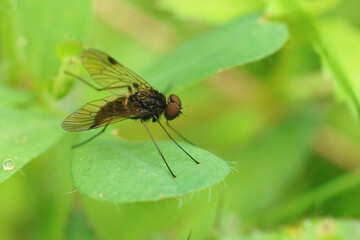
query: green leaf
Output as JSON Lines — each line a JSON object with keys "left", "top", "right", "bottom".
{"left": 71, "top": 135, "right": 229, "bottom": 202}
{"left": 0, "top": 106, "right": 63, "bottom": 183}
{"left": 51, "top": 42, "right": 85, "bottom": 99}
{"left": 141, "top": 14, "right": 289, "bottom": 91}
{"left": 1, "top": 0, "right": 92, "bottom": 86}
{"left": 158, "top": 0, "right": 262, "bottom": 24}
{"left": 266, "top": 0, "right": 360, "bottom": 117}
{"left": 319, "top": 20, "right": 360, "bottom": 118}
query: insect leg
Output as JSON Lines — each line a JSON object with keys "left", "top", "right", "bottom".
{"left": 187, "top": 229, "right": 192, "bottom": 240}
{"left": 124, "top": 95, "right": 130, "bottom": 108}
{"left": 64, "top": 71, "right": 133, "bottom": 92}
{"left": 71, "top": 125, "right": 108, "bottom": 149}
{"left": 155, "top": 116, "right": 200, "bottom": 165}
{"left": 166, "top": 120, "right": 196, "bottom": 146}
{"left": 141, "top": 119, "right": 176, "bottom": 178}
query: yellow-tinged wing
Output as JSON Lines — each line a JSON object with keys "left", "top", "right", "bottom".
{"left": 62, "top": 95, "right": 141, "bottom": 132}
{"left": 80, "top": 49, "right": 151, "bottom": 95}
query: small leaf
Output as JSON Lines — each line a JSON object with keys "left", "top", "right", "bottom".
{"left": 0, "top": 106, "right": 63, "bottom": 183}
{"left": 51, "top": 42, "right": 84, "bottom": 99}
{"left": 141, "top": 14, "right": 289, "bottom": 91}
{"left": 71, "top": 135, "right": 229, "bottom": 202}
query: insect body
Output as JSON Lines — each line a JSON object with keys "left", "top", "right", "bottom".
{"left": 90, "top": 88, "right": 166, "bottom": 129}
{"left": 62, "top": 49, "right": 198, "bottom": 178}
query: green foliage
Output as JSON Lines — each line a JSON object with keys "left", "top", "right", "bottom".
{"left": 264, "top": 170, "right": 360, "bottom": 225}
{"left": 0, "top": 9, "right": 289, "bottom": 201}
{"left": 1, "top": 0, "right": 360, "bottom": 239}
{"left": 143, "top": 14, "right": 289, "bottom": 91}
{"left": 319, "top": 20, "right": 360, "bottom": 117}
{"left": 72, "top": 135, "right": 229, "bottom": 202}
{"left": 0, "top": 0, "right": 92, "bottom": 87}
{"left": 52, "top": 42, "right": 85, "bottom": 99}
{"left": 0, "top": 106, "right": 63, "bottom": 183}
{"left": 66, "top": 205, "right": 99, "bottom": 240}
{"left": 226, "top": 112, "right": 319, "bottom": 221}
{"left": 266, "top": 0, "right": 360, "bottom": 117}
{"left": 65, "top": 14, "right": 287, "bottom": 203}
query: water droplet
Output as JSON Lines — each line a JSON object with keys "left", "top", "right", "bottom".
{"left": 3, "top": 159, "right": 15, "bottom": 171}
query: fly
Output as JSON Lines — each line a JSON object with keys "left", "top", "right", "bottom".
{"left": 62, "top": 49, "right": 199, "bottom": 178}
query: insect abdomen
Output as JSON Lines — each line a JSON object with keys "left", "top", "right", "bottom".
{"left": 91, "top": 97, "right": 127, "bottom": 128}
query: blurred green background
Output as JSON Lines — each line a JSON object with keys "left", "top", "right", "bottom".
{"left": 1, "top": 0, "right": 360, "bottom": 239}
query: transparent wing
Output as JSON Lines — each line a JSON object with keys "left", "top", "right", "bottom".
{"left": 62, "top": 95, "right": 141, "bottom": 132}
{"left": 80, "top": 49, "right": 151, "bottom": 95}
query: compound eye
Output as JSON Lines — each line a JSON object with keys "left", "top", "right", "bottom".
{"left": 168, "top": 94, "right": 181, "bottom": 107}
{"left": 164, "top": 102, "right": 180, "bottom": 120}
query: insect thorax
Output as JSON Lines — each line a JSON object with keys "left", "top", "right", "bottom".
{"left": 129, "top": 88, "right": 166, "bottom": 120}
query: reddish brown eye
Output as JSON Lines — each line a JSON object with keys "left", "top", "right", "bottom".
{"left": 164, "top": 102, "right": 180, "bottom": 120}
{"left": 168, "top": 94, "right": 181, "bottom": 107}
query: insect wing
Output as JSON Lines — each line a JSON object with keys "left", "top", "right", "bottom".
{"left": 80, "top": 49, "right": 151, "bottom": 95}
{"left": 62, "top": 95, "right": 140, "bottom": 132}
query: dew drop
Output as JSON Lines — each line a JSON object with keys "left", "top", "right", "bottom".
{"left": 3, "top": 159, "right": 15, "bottom": 171}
